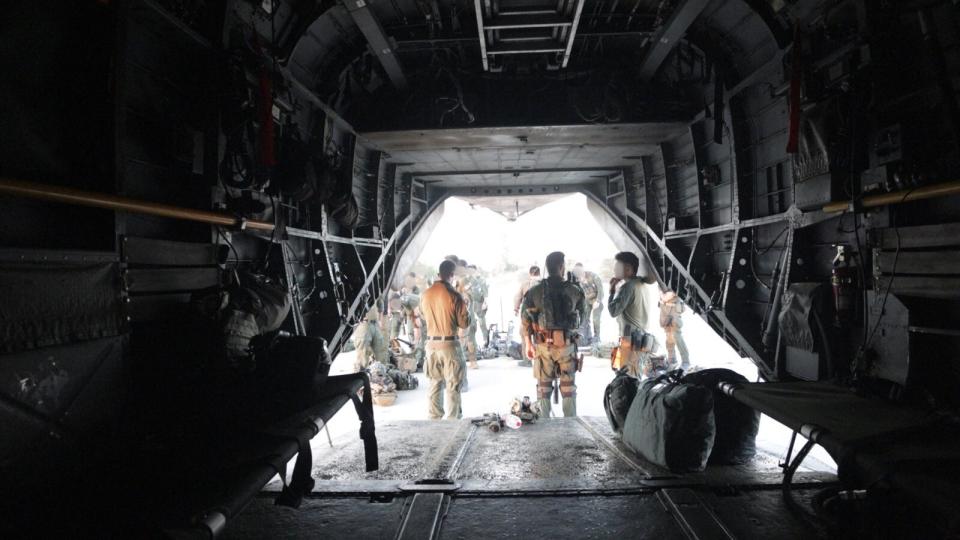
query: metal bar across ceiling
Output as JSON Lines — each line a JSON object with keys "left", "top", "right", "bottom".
{"left": 474, "top": 0, "right": 585, "bottom": 70}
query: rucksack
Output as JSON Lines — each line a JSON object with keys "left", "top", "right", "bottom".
{"left": 603, "top": 368, "right": 640, "bottom": 434}
{"left": 508, "top": 341, "right": 523, "bottom": 360}
{"left": 194, "top": 272, "right": 291, "bottom": 373}
{"left": 368, "top": 361, "right": 397, "bottom": 394}
{"left": 622, "top": 370, "right": 716, "bottom": 472}
{"left": 388, "top": 368, "right": 419, "bottom": 391}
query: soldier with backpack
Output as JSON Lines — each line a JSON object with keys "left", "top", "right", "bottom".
{"left": 520, "top": 251, "right": 590, "bottom": 417}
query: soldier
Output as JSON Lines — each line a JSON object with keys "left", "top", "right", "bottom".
{"left": 352, "top": 309, "right": 389, "bottom": 373}
{"left": 659, "top": 290, "right": 690, "bottom": 370}
{"left": 513, "top": 265, "right": 541, "bottom": 316}
{"left": 445, "top": 256, "right": 473, "bottom": 387}
{"left": 399, "top": 290, "right": 421, "bottom": 343}
{"left": 456, "top": 263, "right": 480, "bottom": 370}
{"left": 399, "top": 287, "right": 425, "bottom": 366}
{"left": 386, "top": 292, "right": 404, "bottom": 343}
{"left": 608, "top": 251, "right": 651, "bottom": 377}
{"left": 573, "top": 263, "right": 604, "bottom": 344}
{"left": 420, "top": 259, "right": 471, "bottom": 419}
{"left": 521, "top": 252, "right": 589, "bottom": 417}
{"left": 467, "top": 265, "right": 490, "bottom": 348}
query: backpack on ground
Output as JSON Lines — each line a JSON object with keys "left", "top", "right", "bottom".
{"left": 622, "top": 370, "right": 715, "bottom": 472}
{"left": 603, "top": 368, "right": 639, "bottom": 434}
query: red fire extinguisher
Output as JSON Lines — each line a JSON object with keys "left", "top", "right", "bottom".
{"left": 831, "top": 245, "right": 858, "bottom": 326}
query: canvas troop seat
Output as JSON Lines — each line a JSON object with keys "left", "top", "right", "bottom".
{"left": 722, "top": 380, "right": 960, "bottom": 533}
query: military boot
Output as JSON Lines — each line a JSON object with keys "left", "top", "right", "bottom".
{"left": 537, "top": 398, "right": 551, "bottom": 418}
{"left": 561, "top": 397, "right": 577, "bottom": 417}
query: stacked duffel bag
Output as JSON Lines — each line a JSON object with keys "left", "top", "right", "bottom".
{"left": 614, "top": 368, "right": 760, "bottom": 472}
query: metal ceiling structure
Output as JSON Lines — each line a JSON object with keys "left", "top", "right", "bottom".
{"left": 364, "top": 123, "right": 685, "bottom": 196}
{"left": 474, "top": 0, "right": 586, "bottom": 71}
{"left": 341, "top": 0, "right": 408, "bottom": 89}
{"left": 637, "top": 0, "right": 710, "bottom": 80}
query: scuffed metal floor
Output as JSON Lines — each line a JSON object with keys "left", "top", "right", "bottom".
{"left": 453, "top": 417, "right": 641, "bottom": 484}
{"left": 309, "top": 420, "right": 471, "bottom": 481}
{"left": 225, "top": 417, "right": 835, "bottom": 538}
{"left": 226, "top": 489, "right": 826, "bottom": 539}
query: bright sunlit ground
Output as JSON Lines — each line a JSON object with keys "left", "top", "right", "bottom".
{"left": 310, "top": 194, "right": 836, "bottom": 476}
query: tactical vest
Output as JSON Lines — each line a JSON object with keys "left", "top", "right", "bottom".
{"left": 537, "top": 279, "right": 580, "bottom": 330}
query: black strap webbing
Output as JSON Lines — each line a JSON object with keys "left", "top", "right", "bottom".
{"left": 275, "top": 436, "right": 314, "bottom": 508}
{"left": 350, "top": 372, "right": 379, "bottom": 472}
{"left": 273, "top": 373, "right": 378, "bottom": 507}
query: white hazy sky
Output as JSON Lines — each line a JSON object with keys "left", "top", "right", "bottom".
{"left": 418, "top": 194, "right": 619, "bottom": 273}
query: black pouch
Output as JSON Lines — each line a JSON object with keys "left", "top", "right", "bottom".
{"left": 630, "top": 329, "right": 656, "bottom": 352}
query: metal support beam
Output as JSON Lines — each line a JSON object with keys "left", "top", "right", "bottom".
{"left": 282, "top": 70, "right": 377, "bottom": 149}
{"left": 473, "top": 0, "right": 489, "bottom": 71}
{"left": 560, "top": 0, "right": 586, "bottom": 68}
{"left": 488, "top": 41, "right": 566, "bottom": 55}
{"left": 412, "top": 167, "right": 623, "bottom": 176}
{"left": 638, "top": 0, "right": 709, "bottom": 81}
{"left": 393, "top": 30, "right": 654, "bottom": 50}
{"left": 341, "top": 0, "right": 407, "bottom": 89}
{"left": 280, "top": 242, "right": 307, "bottom": 335}
{"left": 486, "top": 14, "right": 573, "bottom": 30}
{"left": 0, "top": 177, "right": 385, "bottom": 248}
{"left": 444, "top": 184, "right": 586, "bottom": 197}
{"left": 286, "top": 226, "right": 384, "bottom": 247}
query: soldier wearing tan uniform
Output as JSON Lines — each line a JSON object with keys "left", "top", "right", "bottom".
{"left": 420, "top": 260, "right": 471, "bottom": 419}
{"left": 352, "top": 309, "right": 389, "bottom": 373}
{"left": 513, "top": 265, "right": 541, "bottom": 316}
{"left": 386, "top": 292, "right": 403, "bottom": 343}
{"left": 399, "top": 291, "right": 421, "bottom": 344}
{"left": 521, "top": 252, "right": 589, "bottom": 417}
{"left": 659, "top": 290, "right": 689, "bottom": 369}
{"left": 401, "top": 287, "right": 426, "bottom": 367}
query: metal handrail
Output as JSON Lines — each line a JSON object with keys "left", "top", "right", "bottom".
{"left": 327, "top": 215, "right": 413, "bottom": 357}
{"left": 0, "top": 177, "right": 384, "bottom": 247}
